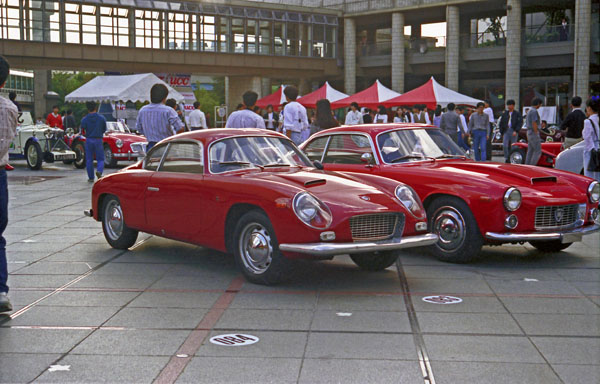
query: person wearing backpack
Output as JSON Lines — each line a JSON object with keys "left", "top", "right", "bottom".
{"left": 582, "top": 96, "right": 600, "bottom": 181}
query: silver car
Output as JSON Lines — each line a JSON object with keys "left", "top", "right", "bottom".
{"left": 555, "top": 141, "right": 584, "bottom": 175}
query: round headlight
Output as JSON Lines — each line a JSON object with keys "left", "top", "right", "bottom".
{"left": 395, "top": 185, "right": 421, "bottom": 214}
{"left": 588, "top": 181, "right": 600, "bottom": 204}
{"left": 292, "top": 192, "right": 332, "bottom": 229}
{"left": 115, "top": 139, "right": 124, "bottom": 148}
{"left": 503, "top": 187, "right": 521, "bottom": 211}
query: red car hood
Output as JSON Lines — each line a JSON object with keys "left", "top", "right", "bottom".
{"left": 106, "top": 132, "right": 147, "bottom": 143}
{"left": 438, "top": 161, "right": 564, "bottom": 186}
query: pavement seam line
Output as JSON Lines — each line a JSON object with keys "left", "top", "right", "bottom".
{"left": 152, "top": 275, "right": 245, "bottom": 384}
{"left": 395, "top": 258, "right": 436, "bottom": 384}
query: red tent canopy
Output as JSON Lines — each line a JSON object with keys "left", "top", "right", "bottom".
{"left": 384, "top": 77, "right": 483, "bottom": 109}
{"left": 255, "top": 85, "right": 286, "bottom": 110}
{"left": 297, "top": 82, "right": 348, "bottom": 109}
{"left": 330, "top": 80, "right": 401, "bottom": 110}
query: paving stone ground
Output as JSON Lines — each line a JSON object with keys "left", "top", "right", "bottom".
{"left": 0, "top": 159, "right": 598, "bottom": 384}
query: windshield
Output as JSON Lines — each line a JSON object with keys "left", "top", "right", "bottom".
{"left": 209, "top": 136, "right": 313, "bottom": 173}
{"left": 377, "top": 128, "right": 465, "bottom": 163}
{"left": 106, "top": 121, "right": 130, "bottom": 133}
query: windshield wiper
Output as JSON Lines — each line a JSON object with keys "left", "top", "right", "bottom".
{"left": 218, "top": 161, "right": 252, "bottom": 167}
{"left": 262, "top": 163, "right": 291, "bottom": 168}
{"left": 389, "top": 155, "right": 434, "bottom": 163}
{"left": 436, "top": 154, "right": 468, "bottom": 159}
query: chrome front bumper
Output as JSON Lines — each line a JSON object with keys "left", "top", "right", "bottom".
{"left": 279, "top": 233, "right": 438, "bottom": 256}
{"left": 485, "top": 223, "right": 600, "bottom": 243}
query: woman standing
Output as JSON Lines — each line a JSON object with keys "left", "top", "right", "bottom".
{"left": 582, "top": 96, "right": 600, "bottom": 181}
{"left": 393, "top": 108, "right": 406, "bottom": 123}
{"left": 374, "top": 105, "right": 388, "bottom": 123}
{"left": 433, "top": 105, "right": 443, "bottom": 127}
{"left": 310, "top": 99, "right": 339, "bottom": 135}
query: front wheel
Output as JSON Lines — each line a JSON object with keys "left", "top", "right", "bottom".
{"left": 233, "top": 210, "right": 290, "bottom": 285}
{"left": 104, "top": 145, "right": 118, "bottom": 168}
{"left": 427, "top": 196, "right": 483, "bottom": 263}
{"left": 73, "top": 141, "right": 86, "bottom": 169}
{"left": 350, "top": 251, "right": 398, "bottom": 271}
{"left": 25, "top": 141, "right": 43, "bottom": 170}
{"left": 101, "top": 195, "right": 138, "bottom": 249}
{"left": 529, "top": 240, "right": 573, "bottom": 253}
{"left": 509, "top": 147, "right": 526, "bottom": 164}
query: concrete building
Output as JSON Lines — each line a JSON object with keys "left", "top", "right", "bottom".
{"left": 0, "top": 0, "right": 597, "bottom": 117}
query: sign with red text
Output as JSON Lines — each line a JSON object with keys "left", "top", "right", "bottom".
{"left": 155, "top": 73, "right": 192, "bottom": 88}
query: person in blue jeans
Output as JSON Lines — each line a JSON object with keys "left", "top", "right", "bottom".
{"left": 468, "top": 102, "right": 490, "bottom": 161}
{"left": 80, "top": 101, "right": 107, "bottom": 182}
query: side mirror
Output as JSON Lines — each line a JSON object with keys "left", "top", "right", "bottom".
{"left": 361, "top": 152, "right": 374, "bottom": 164}
{"left": 313, "top": 160, "right": 324, "bottom": 170}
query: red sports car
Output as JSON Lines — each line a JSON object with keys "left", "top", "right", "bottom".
{"left": 508, "top": 141, "right": 563, "bottom": 167}
{"left": 85, "top": 129, "right": 436, "bottom": 284}
{"left": 301, "top": 124, "right": 600, "bottom": 263}
{"left": 65, "top": 121, "right": 147, "bottom": 168}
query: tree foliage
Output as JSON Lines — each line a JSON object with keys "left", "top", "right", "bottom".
{"left": 51, "top": 71, "right": 101, "bottom": 124}
{"left": 193, "top": 77, "right": 225, "bottom": 127}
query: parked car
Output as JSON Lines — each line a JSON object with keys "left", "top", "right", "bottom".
{"left": 555, "top": 141, "right": 585, "bottom": 175}
{"left": 492, "top": 123, "right": 564, "bottom": 156}
{"left": 64, "top": 121, "right": 147, "bottom": 168}
{"left": 301, "top": 124, "right": 600, "bottom": 263}
{"left": 9, "top": 112, "right": 76, "bottom": 170}
{"left": 508, "top": 141, "right": 563, "bottom": 167}
{"left": 85, "top": 129, "right": 437, "bottom": 284}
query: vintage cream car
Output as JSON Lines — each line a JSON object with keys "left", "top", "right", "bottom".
{"left": 9, "top": 112, "right": 76, "bottom": 170}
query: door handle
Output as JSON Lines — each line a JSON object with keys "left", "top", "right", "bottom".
{"left": 147, "top": 187, "right": 159, "bottom": 192}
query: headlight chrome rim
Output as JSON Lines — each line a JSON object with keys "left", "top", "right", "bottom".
{"left": 115, "top": 139, "right": 124, "bottom": 148}
{"left": 292, "top": 192, "right": 332, "bottom": 230}
{"left": 395, "top": 185, "right": 422, "bottom": 215}
{"left": 503, "top": 187, "right": 522, "bottom": 211}
{"left": 588, "top": 181, "right": 600, "bottom": 204}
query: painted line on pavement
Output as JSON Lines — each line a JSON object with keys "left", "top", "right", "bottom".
{"left": 1, "top": 237, "right": 153, "bottom": 325}
{"left": 396, "top": 259, "right": 436, "bottom": 384}
{"left": 153, "top": 276, "right": 245, "bottom": 384}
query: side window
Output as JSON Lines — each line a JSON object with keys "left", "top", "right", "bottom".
{"left": 323, "top": 134, "right": 374, "bottom": 164}
{"left": 159, "top": 142, "right": 204, "bottom": 174}
{"left": 303, "top": 136, "right": 329, "bottom": 161}
{"left": 144, "top": 145, "right": 167, "bottom": 171}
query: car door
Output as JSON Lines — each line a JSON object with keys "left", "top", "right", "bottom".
{"left": 144, "top": 140, "right": 207, "bottom": 242}
{"left": 304, "top": 133, "right": 379, "bottom": 173}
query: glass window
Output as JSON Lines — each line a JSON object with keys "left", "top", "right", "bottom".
{"left": 377, "top": 129, "right": 464, "bottom": 163}
{"left": 135, "top": 9, "right": 162, "bottom": 49}
{"left": 259, "top": 20, "right": 271, "bottom": 55}
{"left": 159, "top": 142, "right": 204, "bottom": 173}
{"left": 323, "top": 135, "right": 373, "bottom": 164}
{"left": 100, "top": 6, "right": 129, "bottom": 47}
{"left": 167, "top": 12, "right": 195, "bottom": 50}
{"left": 217, "top": 16, "right": 228, "bottom": 52}
{"left": 273, "top": 21, "right": 284, "bottom": 55}
{"left": 200, "top": 15, "right": 214, "bottom": 51}
{"left": 0, "top": 0, "right": 21, "bottom": 40}
{"left": 247, "top": 19, "right": 257, "bottom": 54}
{"left": 286, "top": 22, "right": 299, "bottom": 56}
{"left": 144, "top": 145, "right": 167, "bottom": 171}
{"left": 231, "top": 18, "right": 244, "bottom": 53}
{"left": 303, "top": 136, "right": 329, "bottom": 162}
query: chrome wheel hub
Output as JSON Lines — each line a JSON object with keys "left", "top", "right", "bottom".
{"left": 105, "top": 200, "right": 124, "bottom": 240}
{"left": 432, "top": 207, "right": 466, "bottom": 252}
{"left": 239, "top": 223, "right": 273, "bottom": 274}
{"left": 27, "top": 145, "right": 37, "bottom": 165}
{"left": 510, "top": 152, "right": 523, "bottom": 164}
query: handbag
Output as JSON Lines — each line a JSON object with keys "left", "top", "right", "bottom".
{"left": 587, "top": 118, "right": 600, "bottom": 172}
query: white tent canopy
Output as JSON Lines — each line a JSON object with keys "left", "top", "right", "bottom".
{"left": 65, "top": 73, "right": 185, "bottom": 103}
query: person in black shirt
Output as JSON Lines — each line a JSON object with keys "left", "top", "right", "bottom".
{"left": 63, "top": 109, "right": 77, "bottom": 133}
{"left": 362, "top": 108, "right": 373, "bottom": 124}
{"left": 8, "top": 92, "right": 21, "bottom": 112}
{"left": 560, "top": 96, "right": 586, "bottom": 148}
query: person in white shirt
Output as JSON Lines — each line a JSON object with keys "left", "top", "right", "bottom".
{"left": 188, "top": 101, "right": 208, "bottom": 130}
{"left": 455, "top": 105, "right": 470, "bottom": 151}
{"left": 374, "top": 105, "right": 388, "bottom": 123}
{"left": 282, "top": 86, "right": 309, "bottom": 145}
{"left": 483, "top": 100, "right": 495, "bottom": 125}
{"left": 345, "top": 102, "right": 364, "bottom": 125}
{"left": 263, "top": 104, "right": 279, "bottom": 131}
{"left": 225, "top": 91, "right": 266, "bottom": 129}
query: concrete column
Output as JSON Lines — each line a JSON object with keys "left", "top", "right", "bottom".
{"left": 505, "top": 0, "right": 522, "bottom": 108}
{"left": 261, "top": 78, "right": 271, "bottom": 98}
{"left": 445, "top": 6, "right": 460, "bottom": 91}
{"left": 470, "top": 19, "right": 478, "bottom": 48}
{"left": 227, "top": 76, "right": 261, "bottom": 112}
{"left": 33, "top": 70, "right": 50, "bottom": 119}
{"left": 391, "top": 12, "right": 405, "bottom": 93}
{"left": 344, "top": 17, "right": 356, "bottom": 94}
{"left": 299, "top": 79, "right": 311, "bottom": 97}
{"left": 573, "top": 0, "right": 591, "bottom": 98}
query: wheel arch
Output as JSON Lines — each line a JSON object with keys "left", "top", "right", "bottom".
{"left": 224, "top": 203, "right": 268, "bottom": 255}
{"left": 423, "top": 192, "right": 470, "bottom": 211}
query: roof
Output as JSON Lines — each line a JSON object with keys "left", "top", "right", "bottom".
{"left": 384, "top": 77, "right": 482, "bottom": 109}
{"left": 162, "top": 128, "right": 287, "bottom": 145}
{"left": 312, "top": 123, "right": 436, "bottom": 136}
{"left": 65, "top": 73, "right": 185, "bottom": 103}
{"left": 330, "top": 80, "right": 400, "bottom": 110}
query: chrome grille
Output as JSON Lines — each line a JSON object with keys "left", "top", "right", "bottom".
{"left": 535, "top": 204, "right": 579, "bottom": 229}
{"left": 350, "top": 213, "right": 401, "bottom": 241}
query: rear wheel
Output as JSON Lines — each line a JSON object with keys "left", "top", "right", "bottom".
{"left": 350, "top": 251, "right": 398, "bottom": 271}
{"left": 509, "top": 147, "right": 526, "bottom": 164}
{"left": 233, "top": 210, "right": 290, "bottom": 285}
{"left": 104, "top": 144, "right": 118, "bottom": 168}
{"left": 427, "top": 196, "right": 483, "bottom": 263}
{"left": 101, "top": 195, "right": 138, "bottom": 249}
{"left": 24, "top": 141, "right": 43, "bottom": 170}
{"left": 529, "top": 240, "right": 573, "bottom": 253}
{"left": 73, "top": 141, "right": 86, "bottom": 169}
